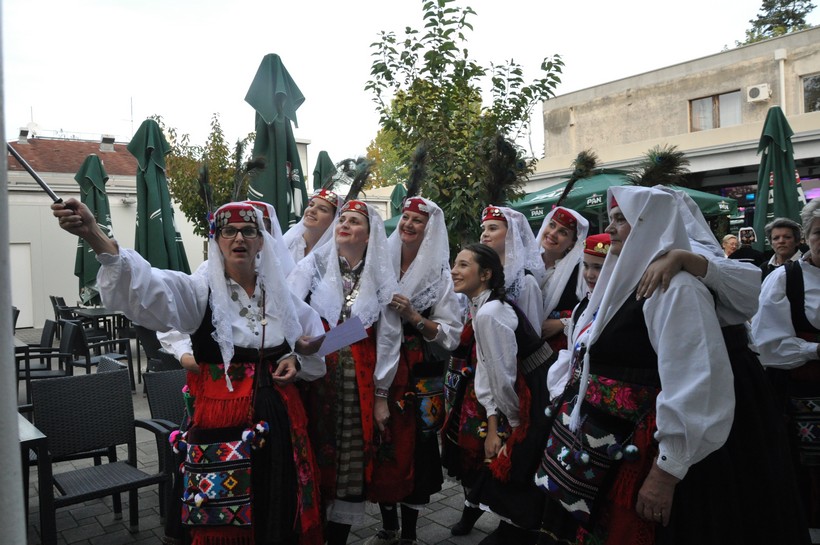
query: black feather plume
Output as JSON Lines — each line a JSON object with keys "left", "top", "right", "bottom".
{"left": 485, "top": 134, "right": 519, "bottom": 206}
{"left": 556, "top": 149, "right": 598, "bottom": 207}
{"left": 627, "top": 144, "right": 690, "bottom": 187}
{"left": 197, "top": 164, "right": 213, "bottom": 213}
{"left": 406, "top": 144, "right": 427, "bottom": 200}
{"left": 230, "top": 141, "right": 246, "bottom": 203}
{"left": 344, "top": 158, "right": 373, "bottom": 203}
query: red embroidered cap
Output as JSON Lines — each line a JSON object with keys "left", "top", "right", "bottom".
{"left": 341, "top": 199, "right": 369, "bottom": 218}
{"left": 482, "top": 205, "right": 506, "bottom": 223}
{"left": 583, "top": 233, "right": 611, "bottom": 258}
{"left": 403, "top": 197, "right": 430, "bottom": 217}
{"left": 552, "top": 207, "right": 578, "bottom": 231}
{"left": 212, "top": 202, "right": 261, "bottom": 234}
{"left": 311, "top": 188, "right": 339, "bottom": 209}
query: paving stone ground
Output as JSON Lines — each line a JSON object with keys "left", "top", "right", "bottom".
{"left": 17, "top": 330, "right": 499, "bottom": 545}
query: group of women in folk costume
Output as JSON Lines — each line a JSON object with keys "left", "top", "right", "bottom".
{"left": 53, "top": 165, "right": 812, "bottom": 545}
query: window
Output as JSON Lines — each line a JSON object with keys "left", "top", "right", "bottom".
{"left": 690, "top": 90, "right": 741, "bottom": 131}
{"left": 804, "top": 74, "right": 820, "bottom": 113}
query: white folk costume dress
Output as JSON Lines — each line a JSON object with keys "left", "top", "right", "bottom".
{"left": 97, "top": 203, "right": 325, "bottom": 545}
{"left": 288, "top": 200, "right": 402, "bottom": 526}
{"left": 369, "top": 197, "right": 463, "bottom": 505}
{"left": 535, "top": 186, "right": 734, "bottom": 545}
{"left": 282, "top": 189, "right": 338, "bottom": 263}
{"left": 464, "top": 286, "right": 554, "bottom": 532}
{"left": 753, "top": 250, "right": 820, "bottom": 535}
{"left": 483, "top": 205, "right": 545, "bottom": 330}
{"left": 537, "top": 207, "right": 589, "bottom": 355}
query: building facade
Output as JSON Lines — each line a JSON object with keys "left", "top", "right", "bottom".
{"left": 532, "top": 27, "right": 820, "bottom": 208}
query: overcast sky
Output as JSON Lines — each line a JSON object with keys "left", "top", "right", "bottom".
{"left": 4, "top": 0, "right": 819, "bottom": 167}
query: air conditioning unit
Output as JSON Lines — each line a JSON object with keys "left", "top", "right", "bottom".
{"left": 746, "top": 84, "right": 771, "bottom": 103}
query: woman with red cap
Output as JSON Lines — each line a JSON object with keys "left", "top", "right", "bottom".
{"left": 479, "top": 205, "right": 544, "bottom": 330}
{"left": 289, "top": 199, "right": 402, "bottom": 545}
{"left": 366, "top": 196, "right": 463, "bottom": 545}
{"left": 52, "top": 198, "right": 326, "bottom": 545}
{"left": 536, "top": 207, "right": 589, "bottom": 354}
{"left": 283, "top": 189, "right": 339, "bottom": 263}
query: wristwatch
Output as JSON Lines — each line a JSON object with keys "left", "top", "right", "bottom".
{"left": 415, "top": 319, "right": 425, "bottom": 331}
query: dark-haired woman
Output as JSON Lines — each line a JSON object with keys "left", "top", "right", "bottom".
{"left": 450, "top": 243, "right": 552, "bottom": 545}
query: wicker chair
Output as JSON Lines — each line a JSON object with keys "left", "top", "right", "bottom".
{"left": 97, "top": 355, "right": 128, "bottom": 373}
{"left": 143, "top": 368, "right": 188, "bottom": 531}
{"left": 30, "top": 370, "right": 170, "bottom": 532}
{"left": 69, "top": 324, "right": 135, "bottom": 389}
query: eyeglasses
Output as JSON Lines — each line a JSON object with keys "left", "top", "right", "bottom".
{"left": 219, "top": 226, "right": 260, "bottom": 239}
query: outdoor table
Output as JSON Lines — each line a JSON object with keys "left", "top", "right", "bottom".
{"left": 72, "top": 307, "right": 123, "bottom": 339}
{"left": 18, "top": 413, "right": 55, "bottom": 545}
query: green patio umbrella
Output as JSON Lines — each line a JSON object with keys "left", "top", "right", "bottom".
{"left": 511, "top": 170, "right": 738, "bottom": 232}
{"left": 128, "top": 119, "right": 191, "bottom": 273}
{"left": 752, "top": 106, "right": 804, "bottom": 251}
{"left": 74, "top": 154, "right": 113, "bottom": 305}
{"left": 312, "top": 150, "right": 336, "bottom": 192}
{"left": 245, "top": 53, "right": 308, "bottom": 234}
{"left": 390, "top": 183, "right": 407, "bottom": 217}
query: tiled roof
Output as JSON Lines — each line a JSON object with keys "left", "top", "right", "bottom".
{"left": 7, "top": 138, "right": 138, "bottom": 176}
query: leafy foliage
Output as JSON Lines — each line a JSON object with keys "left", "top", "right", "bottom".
{"left": 366, "top": 0, "right": 563, "bottom": 248}
{"left": 155, "top": 114, "right": 255, "bottom": 238}
{"left": 739, "top": 0, "right": 815, "bottom": 44}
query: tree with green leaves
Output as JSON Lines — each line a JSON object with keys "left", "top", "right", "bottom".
{"left": 740, "top": 0, "right": 815, "bottom": 44}
{"left": 156, "top": 114, "right": 255, "bottom": 238}
{"left": 366, "top": 0, "right": 563, "bottom": 247}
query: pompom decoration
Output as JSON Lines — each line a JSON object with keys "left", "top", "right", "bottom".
{"left": 460, "top": 367, "right": 472, "bottom": 378}
{"left": 574, "top": 450, "right": 591, "bottom": 466}
{"left": 607, "top": 444, "right": 624, "bottom": 460}
{"left": 544, "top": 406, "right": 553, "bottom": 418}
{"left": 169, "top": 430, "right": 187, "bottom": 455}
{"left": 241, "top": 421, "right": 270, "bottom": 450}
{"left": 623, "top": 444, "right": 640, "bottom": 461}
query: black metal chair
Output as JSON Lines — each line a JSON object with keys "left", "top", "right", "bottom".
{"left": 30, "top": 370, "right": 170, "bottom": 532}
{"left": 12, "top": 305, "right": 19, "bottom": 332}
{"left": 19, "top": 320, "right": 78, "bottom": 384}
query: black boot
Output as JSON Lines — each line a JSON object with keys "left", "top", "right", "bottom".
{"left": 451, "top": 505, "right": 483, "bottom": 536}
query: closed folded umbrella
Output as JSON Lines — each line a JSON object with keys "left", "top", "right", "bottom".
{"left": 128, "top": 119, "right": 191, "bottom": 273}
{"left": 74, "top": 154, "right": 113, "bottom": 304}
{"left": 312, "top": 150, "right": 336, "bottom": 192}
{"left": 390, "top": 183, "right": 407, "bottom": 217}
{"left": 245, "top": 53, "right": 308, "bottom": 233}
{"left": 752, "top": 106, "right": 804, "bottom": 251}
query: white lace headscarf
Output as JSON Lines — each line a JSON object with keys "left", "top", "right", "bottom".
{"left": 245, "top": 200, "right": 296, "bottom": 277}
{"left": 568, "top": 186, "right": 691, "bottom": 431}
{"left": 207, "top": 201, "right": 303, "bottom": 390}
{"left": 388, "top": 197, "right": 451, "bottom": 312}
{"left": 652, "top": 186, "right": 723, "bottom": 259}
{"left": 483, "top": 206, "right": 545, "bottom": 300}
{"left": 289, "top": 201, "right": 397, "bottom": 328}
{"left": 537, "top": 206, "right": 589, "bottom": 316}
{"left": 282, "top": 190, "right": 339, "bottom": 263}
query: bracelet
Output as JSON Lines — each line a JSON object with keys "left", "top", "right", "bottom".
{"left": 375, "top": 387, "right": 389, "bottom": 398}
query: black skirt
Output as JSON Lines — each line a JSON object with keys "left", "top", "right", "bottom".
{"left": 657, "top": 325, "right": 810, "bottom": 545}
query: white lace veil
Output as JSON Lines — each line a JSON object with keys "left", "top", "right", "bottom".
{"left": 207, "top": 202, "right": 303, "bottom": 390}
{"left": 290, "top": 202, "right": 397, "bottom": 328}
{"left": 653, "top": 186, "right": 723, "bottom": 259}
{"left": 537, "top": 207, "right": 590, "bottom": 316}
{"left": 568, "top": 186, "right": 691, "bottom": 431}
{"left": 495, "top": 206, "right": 545, "bottom": 300}
{"left": 388, "top": 197, "right": 451, "bottom": 312}
{"left": 282, "top": 200, "right": 337, "bottom": 263}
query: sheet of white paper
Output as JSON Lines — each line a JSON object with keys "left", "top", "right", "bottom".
{"left": 316, "top": 315, "right": 368, "bottom": 357}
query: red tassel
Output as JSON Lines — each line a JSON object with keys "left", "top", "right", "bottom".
{"left": 489, "top": 374, "right": 531, "bottom": 482}
{"left": 190, "top": 526, "right": 253, "bottom": 545}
